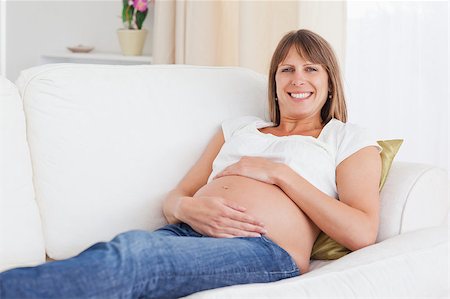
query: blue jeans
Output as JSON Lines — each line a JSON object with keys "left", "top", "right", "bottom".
{"left": 0, "top": 223, "right": 300, "bottom": 298}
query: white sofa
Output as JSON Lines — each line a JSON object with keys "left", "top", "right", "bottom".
{"left": 0, "top": 64, "right": 448, "bottom": 298}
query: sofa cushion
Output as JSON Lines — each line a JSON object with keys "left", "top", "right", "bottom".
{"left": 0, "top": 76, "right": 45, "bottom": 271}
{"left": 187, "top": 226, "right": 448, "bottom": 298}
{"left": 16, "top": 64, "right": 267, "bottom": 259}
{"left": 377, "top": 139, "right": 404, "bottom": 189}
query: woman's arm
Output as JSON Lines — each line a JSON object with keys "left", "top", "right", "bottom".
{"left": 163, "top": 130, "right": 266, "bottom": 237}
{"left": 162, "top": 130, "right": 224, "bottom": 224}
{"left": 276, "top": 147, "right": 381, "bottom": 250}
{"left": 214, "top": 146, "right": 381, "bottom": 250}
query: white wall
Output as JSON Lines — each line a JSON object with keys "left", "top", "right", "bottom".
{"left": 5, "top": 0, "right": 154, "bottom": 81}
{"left": 0, "top": 0, "right": 5, "bottom": 77}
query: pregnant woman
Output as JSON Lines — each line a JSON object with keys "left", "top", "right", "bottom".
{"left": 0, "top": 29, "right": 382, "bottom": 299}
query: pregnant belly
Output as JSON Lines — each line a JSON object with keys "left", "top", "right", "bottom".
{"left": 193, "top": 175, "right": 320, "bottom": 272}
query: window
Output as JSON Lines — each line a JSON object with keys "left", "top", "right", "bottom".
{"left": 345, "top": 2, "right": 448, "bottom": 171}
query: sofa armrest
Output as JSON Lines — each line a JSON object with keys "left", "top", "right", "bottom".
{"left": 377, "top": 161, "right": 449, "bottom": 241}
{"left": 187, "top": 226, "right": 448, "bottom": 298}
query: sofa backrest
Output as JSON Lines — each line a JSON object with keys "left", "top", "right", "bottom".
{"left": 0, "top": 76, "right": 45, "bottom": 271}
{"left": 15, "top": 64, "right": 448, "bottom": 261}
{"left": 16, "top": 64, "right": 267, "bottom": 259}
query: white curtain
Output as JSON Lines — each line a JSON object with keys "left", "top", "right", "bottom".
{"left": 152, "top": 1, "right": 346, "bottom": 75}
{"left": 345, "top": 1, "right": 449, "bottom": 172}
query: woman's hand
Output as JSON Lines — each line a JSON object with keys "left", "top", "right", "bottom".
{"left": 175, "top": 195, "right": 267, "bottom": 238}
{"left": 214, "top": 156, "right": 281, "bottom": 185}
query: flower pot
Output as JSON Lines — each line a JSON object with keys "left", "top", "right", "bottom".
{"left": 117, "top": 29, "right": 148, "bottom": 56}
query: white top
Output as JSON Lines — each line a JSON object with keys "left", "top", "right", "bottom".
{"left": 208, "top": 116, "right": 382, "bottom": 199}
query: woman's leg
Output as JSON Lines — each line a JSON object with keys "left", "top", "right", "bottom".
{"left": 0, "top": 226, "right": 183, "bottom": 299}
{"left": 0, "top": 223, "right": 300, "bottom": 299}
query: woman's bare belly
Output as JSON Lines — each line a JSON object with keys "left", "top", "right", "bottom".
{"left": 194, "top": 175, "right": 321, "bottom": 273}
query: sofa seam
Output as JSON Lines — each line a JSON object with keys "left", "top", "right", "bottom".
{"left": 20, "top": 63, "right": 261, "bottom": 91}
{"left": 12, "top": 70, "right": 50, "bottom": 261}
{"left": 19, "top": 64, "right": 71, "bottom": 101}
{"left": 17, "top": 64, "right": 74, "bottom": 260}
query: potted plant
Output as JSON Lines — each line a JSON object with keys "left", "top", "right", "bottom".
{"left": 117, "top": 0, "right": 151, "bottom": 56}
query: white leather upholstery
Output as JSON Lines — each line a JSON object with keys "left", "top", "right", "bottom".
{"left": 378, "top": 161, "right": 449, "bottom": 241}
{"left": 0, "top": 76, "right": 45, "bottom": 271}
{"left": 16, "top": 64, "right": 267, "bottom": 259}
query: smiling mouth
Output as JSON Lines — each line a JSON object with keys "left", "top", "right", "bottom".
{"left": 288, "top": 92, "right": 313, "bottom": 100}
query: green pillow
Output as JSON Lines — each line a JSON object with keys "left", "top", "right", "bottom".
{"left": 311, "top": 139, "right": 403, "bottom": 260}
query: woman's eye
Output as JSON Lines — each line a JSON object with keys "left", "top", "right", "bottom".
{"left": 281, "top": 68, "right": 293, "bottom": 72}
{"left": 305, "top": 67, "right": 318, "bottom": 72}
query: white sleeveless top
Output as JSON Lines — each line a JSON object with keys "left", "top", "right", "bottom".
{"left": 208, "top": 116, "right": 381, "bottom": 199}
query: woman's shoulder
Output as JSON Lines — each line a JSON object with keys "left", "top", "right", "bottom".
{"left": 322, "top": 118, "right": 381, "bottom": 165}
{"left": 323, "top": 118, "right": 369, "bottom": 138}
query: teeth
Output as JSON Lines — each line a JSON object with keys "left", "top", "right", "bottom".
{"left": 291, "top": 92, "right": 311, "bottom": 99}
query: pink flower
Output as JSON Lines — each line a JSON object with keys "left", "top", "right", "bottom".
{"left": 133, "top": 0, "right": 148, "bottom": 12}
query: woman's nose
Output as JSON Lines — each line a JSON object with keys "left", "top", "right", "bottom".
{"left": 291, "top": 72, "right": 306, "bottom": 86}
{"left": 291, "top": 79, "right": 305, "bottom": 86}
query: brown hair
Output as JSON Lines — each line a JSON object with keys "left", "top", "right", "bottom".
{"left": 268, "top": 29, "right": 347, "bottom": 125}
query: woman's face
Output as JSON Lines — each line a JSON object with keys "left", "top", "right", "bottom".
{"left": 275, "top": 46, "right": 329, "bottom": 122}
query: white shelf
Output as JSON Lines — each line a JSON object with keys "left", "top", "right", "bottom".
{"left": 40, "top": 51, "right": 152, "bottom": 65}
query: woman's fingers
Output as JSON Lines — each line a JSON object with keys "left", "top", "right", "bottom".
{"left": 219, "top": 204, "right": 267, "bottom": 235}
{"left": 183, "top": 196, "right": 267, "bottom": 238}
{"left": 223, "top": 200, "right": 247, "bottom": 212}
{"left": 223, "top": 218, "right": 267, "bottom": 236}
{"left": 213, "top": 157, "right": 279, "bottom": 184}
{"left": 224, "top": 201, "right": 265, "bottom": 227}
{"left": 217, "top": 227, "right": 262, "bottom": 238}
